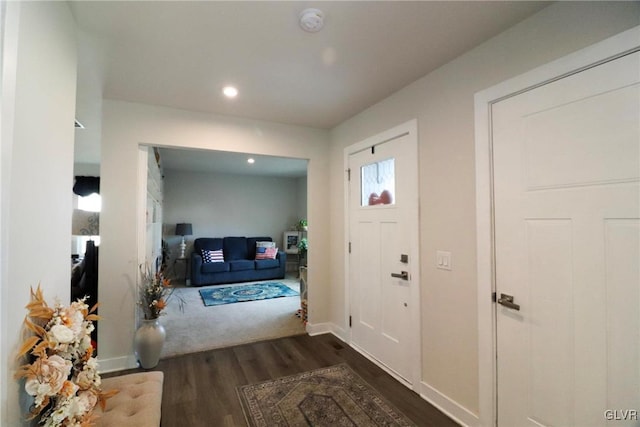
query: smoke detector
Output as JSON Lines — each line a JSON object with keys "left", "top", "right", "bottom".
{"left": 299, "top": 8, "right": 324, "bottom": 33}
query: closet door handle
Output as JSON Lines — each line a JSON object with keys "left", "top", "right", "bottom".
{"left": 497, "top": 293, "right": 520, "bottom": 311}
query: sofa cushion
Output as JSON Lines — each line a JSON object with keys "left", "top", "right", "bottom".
{"left": 202, "top": 249, "right": 224, "bottom": 263}
{"left": 229, "top": 260, "right": 254, "bottom": 271}
{"left": 246, "top": 237, "right": 272, "bottom": 259}
{"left": 257, "top": 247, "right": 278, "bottom": 260}
{"left": 255, "top": 241, "right": 277, "bottom": 259}
{"left": 255, "top": 259, "right": 280, "bottom": 270}
{"left": 195, "top": 238, "right": 223, "bottom": 253}
{"left": 224, "top": 237, "right": 248, "bottom": 260}
{"left": 202, "top": 262, "right": 230, "bottom": 274}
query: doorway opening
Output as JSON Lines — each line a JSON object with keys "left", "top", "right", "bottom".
{"left": 145, "top": 146, "right": 310, "bottom": 357}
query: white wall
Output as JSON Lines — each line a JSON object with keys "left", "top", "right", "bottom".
{"left": 0, "top": 2, "right": 77, "bottom": 424}
{"left": 328, "top": 1, "right": 640, "bottom": 422}
{"left": 162, "top": 169, "right": 303, "bottom": 268}
{"left": 73, "top": 162, "right": 100, "bottom": 176}
{"left": 98, "top": 100, "right": 329, "bottom": 371}
{"left": 296, "top": 176, "right": 307, "bottom": 220}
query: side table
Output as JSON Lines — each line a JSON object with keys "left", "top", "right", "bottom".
{"left": 285, "top": 252, "right": 300, "bottom": 274}
{"left": 173, "top": 257, "right": 189, "bottom": 286}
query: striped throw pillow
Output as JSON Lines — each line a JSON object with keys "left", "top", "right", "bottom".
{"left": 202, "top": 249, "right": 224, "bottom": 263}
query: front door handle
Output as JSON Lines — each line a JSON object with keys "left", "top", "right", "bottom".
{"left": 497, "top": 293, "right": 520, "bottom": 311}
{"left": 391, "top": 271, "right": 409, "bottom": 280}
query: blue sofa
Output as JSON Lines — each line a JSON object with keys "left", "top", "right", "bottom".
{"left": 190, "top": 236, "right": 286, "bottom": 286}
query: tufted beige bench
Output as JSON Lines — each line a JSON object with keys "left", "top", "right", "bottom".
{"left": 95, "top": 371, "right": 163, "bottom": 427}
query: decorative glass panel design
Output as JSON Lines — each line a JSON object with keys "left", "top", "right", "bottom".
{"left": 361, "top": 158, "right": 395, "bottom": 206}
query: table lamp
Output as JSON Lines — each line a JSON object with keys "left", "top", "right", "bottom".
{"left": 175, "top": 223, "right": 192, "bottom": 259}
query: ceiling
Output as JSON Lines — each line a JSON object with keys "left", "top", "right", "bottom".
{"left": 159, "top": 147, "right": 308, "bottom": 177}
{"left": 70, "top": 1, "right": 550, "bottom": 168}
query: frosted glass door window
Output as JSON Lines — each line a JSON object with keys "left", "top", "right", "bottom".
{"left": 361, "top": 158, "right": 395, "bottom": 206}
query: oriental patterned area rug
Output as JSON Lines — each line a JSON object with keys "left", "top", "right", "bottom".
{"left": 199, "top": 282, "right": 299, "bottom": 307}
{"left": 237, "top": 364, "right": 416, "bottom": 427}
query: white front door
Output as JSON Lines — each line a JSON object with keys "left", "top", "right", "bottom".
{"left": 492, "top": 51, "right": 639, "bottom": 426}
{"left": 347, "top": 122, "right": 420, "bottom": 387}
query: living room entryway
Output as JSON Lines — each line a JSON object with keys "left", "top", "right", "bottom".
{"left": 145, "top": 147, "right": 309, "bottom": 358}
{"left": 347, "top": 120, "right": 421, "bottom": 390}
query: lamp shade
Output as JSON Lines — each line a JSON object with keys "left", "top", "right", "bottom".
{"left": 175, "top": 223, "right": 192, "bottom": 236}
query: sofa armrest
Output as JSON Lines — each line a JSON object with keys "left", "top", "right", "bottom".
{"left": 191, "top": 252, "right": 203, "bottom": 285}
{"left": 276, "top": 250, "right": 287, "bottom": 277}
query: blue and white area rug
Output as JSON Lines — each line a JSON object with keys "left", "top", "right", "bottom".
{"left": 199, "top": 282, "right": 299, "bottom": 307}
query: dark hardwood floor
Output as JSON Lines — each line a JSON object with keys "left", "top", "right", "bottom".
{"left": 108, "top": 333, "right": 459, "bottom": 427}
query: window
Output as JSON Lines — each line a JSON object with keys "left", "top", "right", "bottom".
{"left": 72, "top": 194, "right": 101, "bottom": 255}
{"left": 361, "top": 158, "right": 395, "bottom": 206}
{"left": 78, "top": 193, "right": 101, "bottom": 212}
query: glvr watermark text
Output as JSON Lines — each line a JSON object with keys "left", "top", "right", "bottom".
{"left": 604, "top": 409, "right": 638, "bottom": 421}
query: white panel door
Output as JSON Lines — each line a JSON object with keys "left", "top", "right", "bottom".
{"left": 493, "top": 51, "right": 640, "bottom": 426}
{"left": 349, "top": 130, "right": 418, "bottom": 384}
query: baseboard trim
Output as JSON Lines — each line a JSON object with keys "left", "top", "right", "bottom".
{"left": 420, "top": 381, "right": 480, "bottom": 427}
{"left": 98, "top": 354, "right": 138, "bottom": 374}
{"left": 329, "top": 324, "right": 348, "bottom": 341}
{"left": 305, "top": 322, "right": 332, "bottom": 336}
{"left": 306, "top": 322, "right": 348, "bottom": 341}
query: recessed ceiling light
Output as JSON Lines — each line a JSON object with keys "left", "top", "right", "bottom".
{"left": 247, "top": 158, "right": 255, "bottom": 164}
{"left": 223, "top": 86, "right": 238, "bottom": 98}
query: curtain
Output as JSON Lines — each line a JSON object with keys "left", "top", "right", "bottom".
{"left": 73, "top": 176, "right": 100, "bottom": 196}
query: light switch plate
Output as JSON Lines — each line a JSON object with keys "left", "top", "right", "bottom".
{"left": 436, "top": 250, "right": 452, "bottom": 271}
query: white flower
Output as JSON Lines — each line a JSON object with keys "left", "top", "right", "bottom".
{"left": 75, "top": 370, "right": 93, "bottom": 389}
{"left": 49, "top": 324, "right": 75, "bottom": 344}
{"left": 76, "top": 390, "right": 98, "bottom": 415}
{"left": 44, "top": 398, "right": 72, "bottom": 427}
{"left": 62, "top": 304, "right": 85, "bottom": 337}
{"left": 84, "top": 321, "right": 95, "bottom": 334}
{"left": 80, "top": 334, "right": 92, "bottom": 352}
{"left": 25, "top": 355, "right": 72, "bottom": 407}
{"left": 86, "top": 357, "right": 98, "bottom": 370}
{"left": 25, "top": 380, "right": 54, "bottom": 407}
{"left": 75, "top": 357, "right": 101, "bottom": 389}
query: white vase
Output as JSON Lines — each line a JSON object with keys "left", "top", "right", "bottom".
{"left": 134, "top": 318, "right": 166, "bottom": 369}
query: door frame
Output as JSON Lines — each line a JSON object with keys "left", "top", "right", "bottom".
{"left": 343, "top": 119, "right": 422, "bottom": 392}
{"left": 474, "top": 26, "right": 640, "bottom": 427}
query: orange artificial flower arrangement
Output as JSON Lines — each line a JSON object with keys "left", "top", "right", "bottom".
{"left": 15, "top": 286, "right": 116, "bottom": 426}
{"left": 138, "top": 264, "right": 174, "bottom": 319}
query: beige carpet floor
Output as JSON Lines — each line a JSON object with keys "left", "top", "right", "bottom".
{"left": 159, "top": 277, "right": 306, "bottom": 359}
